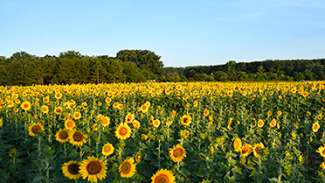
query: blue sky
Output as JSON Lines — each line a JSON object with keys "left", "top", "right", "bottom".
{"left": 1, "top": 0, "right": 325, "bottom": 66}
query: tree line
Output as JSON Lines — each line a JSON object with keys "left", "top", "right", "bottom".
{"left": 0, "top": 50, "right": 324, "bottom": 85}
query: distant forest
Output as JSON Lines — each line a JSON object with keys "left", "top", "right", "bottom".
{"left": 0, "top": 50, "right": 324, "bottom": 85}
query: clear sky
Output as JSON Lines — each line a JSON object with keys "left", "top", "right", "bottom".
{"left": 1, "top": 0, "right": 325, "bottom": 66}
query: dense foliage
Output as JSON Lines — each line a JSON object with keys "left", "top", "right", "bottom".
{"left": 0, "top": 50, "right": 324, "bottom": 85}
{"left": 0, "top": 82, "right": 324, "bottom": 182}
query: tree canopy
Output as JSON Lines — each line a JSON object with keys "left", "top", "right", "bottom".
{"left": 0, "top": 50, "right": 324, "bottom": 85}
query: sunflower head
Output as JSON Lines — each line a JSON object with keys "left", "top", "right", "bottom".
{"left": 28, "top": 123, "right": 44, "bottom": 137}
{"left": 132, "top": 120, "right": 141, "bottom": 129}
{"left": 253, "top": 143, "right": 265, "bottom": 158}
{"left": 125, "top": 113, "right": 134, "bottom": 123}
{"left": 180, "top": 130, "right": 190, "bottom": 139}
{"left": 69, "top": 130, "right": 87, "bottom": 147}
{"left": 257, "top": 119, "right": 264, "bottom": 128}
{"left": 320, "top": 161, "right": 325, "bottom": 170}
{"left": 115, "top": 123, "right": 132, "bottom": 140}
{"left": 151, "top": 169, "right": 176, "bottom": 183}
{"left": 180, "top": 115, "right": 192, "bottom": 126}
{"left": 102, "top": 143, "right": 114, "bottom": 156}
{"left": 241, "top": 144, "right": 253, "bottom": 157}
{"left": 54, "top": 106, "right": 63, "bottom": 115}
{"left": 62, "top": 161, "right": 81, "bottom": 180}
{"left": 73, "top": 111, "right": 81, "bottom": 120}
{"left": 119, "top": 158, "right": 136, "bottom": 178}
{"left": 43, "top": 96, "right": 50, "bottom": 103}
{"left": 134, "top": 152, "right": 142, "bottom": 163}
{"left": 317, "top": 145, "right": 325, "bottom": 158}
{"left": 152, "top": 119, "right": 161, "bottom": 128}
{"left": 55, "top": 129, "right": 70, "bottom": 143}
{"left": 40, "top": 105, "right": 49, "bottom": 114}
{"left": 203, "top": 108, "right": 209, "bottom": 117}
{"left": 99, "top": 116, "right": 110, "bottom": 127}
{"left": 65, "top": 118, "right": 76, "bottom": 130}
{"left": 169, "top": 144, "right": 186, "bottom": 163}
{"left": 312, "top": 122, "right": 320, "bottom": 133}
{"left": 55, "top": 92, "right": 62, "bottom": 100}
{"left": 233, "top": 137, "right": 242, "bottom": 152}
{"left": 80, "top": 156, "right": 107, "bottom": 183}
{"left": 21, "top": 101, "right": 31, "bottom": 111}
{"left": 269, "top": 118, "right": 277, "bottom": 128}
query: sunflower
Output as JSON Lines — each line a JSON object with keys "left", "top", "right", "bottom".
{"left": 241, "top": 144, "right": 253, "bottom": 157}
{"left": 269, "top": 118, "right": 277, "bottom": 128}
{"left": 99, "top": 116, "right": 110, "bottom": 127}
{"left": 73, "top": 111, "right": 81, "bottom": 120}
{"left": 55, "top": 128, "right": 70, "bottom": 143}
{"left": 62, "top": 161, "right": 81, "bottom": 180}
{"left": 233, "top": 137, "right": 242, "bottom": 152}
{"left": 55, "top": 92, "right": 62, "bottom": 100}
{"left": 312, "top": 122, "right": 320, "bottom": 133}
{"left": 40, "top": 105, "right": 49, "bottom": 114}
{"left": 320, "top": 161, "right": 325, "bottom": 170}
{"left": 253, "top": 143, "right": 265, "bottom": 158}
{"left": 7, "top": 100, "right": 14, "bottom": 108}
{"left": 28, "top": 123, "right": 44, "bottom": 137}
{"left": 180, "top": 129, "right": 190, "bottom": 139}
{"left": 105, "top": 97, "right": 111, "bottom": 104}
{"left": 171, "top": 110, "right": 177, "bottom": 117}
{"left": 54, "top": 106, "right": 63, "bottom": 115}
{"left": 65, "top": 118, "right": 76, "bottom": 130}
{"left": 152, "top": 119, "right": 161, "bottom": 128}
{"left": 151, "top": 169, "right": 175, "bottom": 183}
{"left": 43, "top": 96, "right": 50, "bottom": 103}
{"left": 169, "top": 144, "right": 186, "bottom": 163}
{"left": 165, "top": 119, "right": 173, "bottom": 127}
{"left": 140, "top": 104, "right": 150, "bottom": 113}
{"left": 119, "top": 158, "right": 136, "bottom": 178}
{"left": 180, "top": 115, "right": 192, "bottom": 126}
{"left": 115, "top": 123, "right": 132, "bottom": 140}
{"left": 79, "top": 156, "right": 107, "bottom": 183}
{"left": 125, "top": 113, "right": 134, "bottom": 123}
{"left": 69, "top": 130, "right": 87, "bottom": 147}
{"left": 21, "top": 101, "right": 31, "bottom": 111}
{"left": 203, "top": 108, "right": 209, "bottom": 117}
{"left": 317, "top": 145, "right": 325, "bottom": 158}
{"left": 134, "top": 152, "right": 142, "bottom": 163}
{"left": 132, "top": 120, "right": 141, "bottom": 129}
{"left": 257, "top": 119, "right": 264, "bottom": 128}
{"left": 102, "top": 143, "right": 114, "bottom": 156}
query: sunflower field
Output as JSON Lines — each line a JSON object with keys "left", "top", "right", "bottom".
{"left": 0, "top": 82, "right": 324, "bottom": 183}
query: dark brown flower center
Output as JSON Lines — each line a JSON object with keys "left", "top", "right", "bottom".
{"left": 73, "top": 132, "right": 84, "bottom": 142}
{"left": 173, "top": 148, "right": 184, "bottom": 158}
{"left": 68, "top": 163, "right": 80, "bottom": 175}
{"left": 31, "top": 125, "right": 41, "bottom": 134}
{"left": 155, "top": 174, "right": 169, "bottom": 183}
{"left": 183, "top": 117, "right": 188, "bottom": 123}
{"left": 242, "top": 146, "right": 251, "bottom": 154}
{"left": 119, "top": 127, "right": 128, "bottom": 136}
{"left": 121, "top": 162, "right": 131, "bottom": 173}
{"left": 255, "top": 147, "right": 261, "bottom": 154}
{"left": 86, "top": 161, "right": 102, "bottom": 175}
{"left": 59, "top": 130, "right": 69, "bottom": 139}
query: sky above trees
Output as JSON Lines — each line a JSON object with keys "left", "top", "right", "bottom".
{"left": 1, "top": 0, "right": 325, "bottom": 66}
